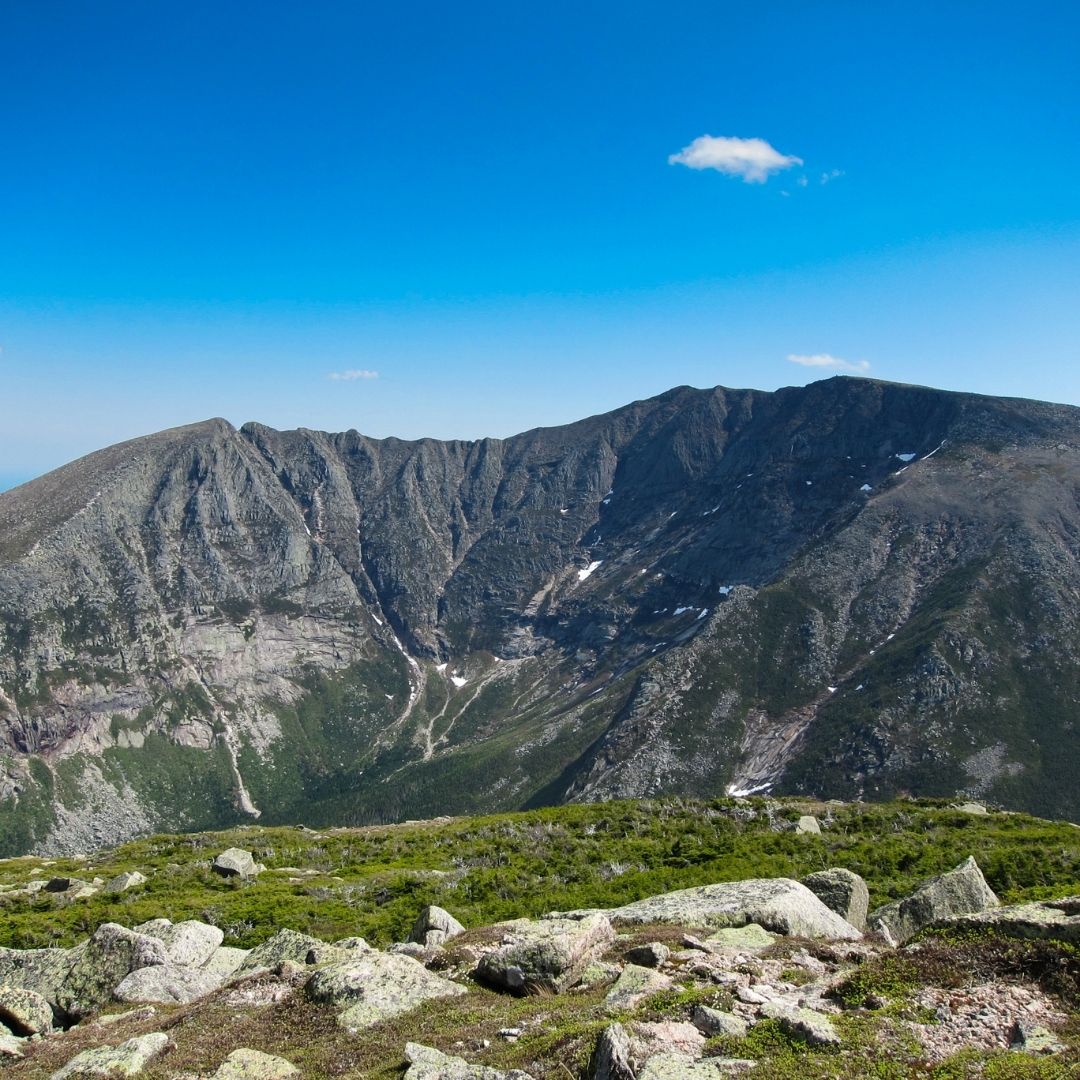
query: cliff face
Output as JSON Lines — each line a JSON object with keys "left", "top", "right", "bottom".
{"left": 2, "top": 377, "right": 1079, "bottom": 853}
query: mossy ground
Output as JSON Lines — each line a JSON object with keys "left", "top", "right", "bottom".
{"left": 2, "top": 798, "right": 1079, "bottom": 951}
{"left": 2, "top": 798, "right": 1080, "bottom": 1078}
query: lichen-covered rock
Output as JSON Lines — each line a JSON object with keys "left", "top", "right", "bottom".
{"left": 210, "top": 1048, "right": 300, "bottom": 1078}
{"left": 56, "top": 924, "right": 168, "bottom": 1020}
{"left": 0, "top": 985, "right": 54, "bottom": 1035}
{"left": 305, "top": 952, "right": 467, "bottom": 1031}
{"left": 632, "top": 1020, "right": 705, "bottom": 1059}
{"left": 638, "top": 1055, "right": 753, "bottom": 1078}
{"left": 1010, "top": 1021, "right": 1066, "bottom": 1055}
{"left": 584, "top": 880, "right": 861, "bottom": 940}
{"left": 591, "top": 1023, "right": 635, "bottom": 1080}
{"left": 802, "top": 869, "right": 870, "bottom": 931}
{"left": 234, "top": 929, "right": 327, "bottom": 977}
{"left": 51, "top": 1032, "right": 170, "bottom": 1078}
{"left": 0, "top": 946, "right": 77, "bottom": 1005}
{"left": 795, "top": 815, "right": 821, "bottom": 835}
{"left": 211, "top": 848, "right": 262, "bottom": 878}
{"left": 113, "top": 963, "right": 222, "bottom": 1004}
{"left": 134, "top": 919, "right": 223, "bottom": 967}
{"left": 869, "top": 857, "right": 998, "bottom": 944}
{"left": 476, "top": 914, "right": 615, "bottom": 993}
{"left": 691, "top": 1006, "right": 748, "bottom": 1039}
{"left": 409, "top": 905, "right": 465, "bottom": 947}
{"left": 759, "top": 1002, "right": 841, "bottom": 1046}
{"left": 404, "top": 1042, "right": 535, "bottom": 1079}
{"left": 604, "top": 964, "right": 672, "bottom": 1012}
{"left": 104, "top": 872, "right": 146, "bottom": 894}
{"left": 941, "top": 896, "right": 1080, "bottom": 941}
{"left": 704, "top": 923, "right": 776, "bottom": 950}
{"left": 201, "top": 946, "right": 250, "bottom": 980}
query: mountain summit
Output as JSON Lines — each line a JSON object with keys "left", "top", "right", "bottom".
{"left": 2, "top": 377, "right": 1078, "bottom": 854}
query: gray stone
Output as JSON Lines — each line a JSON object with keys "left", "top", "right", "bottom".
{"left": 583, "top": 880, "right": 861, "bottom": 940}
{"left": 389, "top": 941, "right": 430, "bottom": 959}
{"left": 134, "top": 919, "right": 223, "bottom": 967}
{"left": 795, "top": 815, "right": 821, "bottom": 835}
{"left": 113, "top": 962, "right": 222, "bottom": 1004}
{"left": 802, "top": 869, "right": 870, "bottom": 931}
{"left": 234, "top": 929, "right": 327, "bottom": 977}
{"left": 211, "top": 848, "right": 262, "bottom": 878}
{"left": 604, "top": 964, "right": 672, "bottom": 1012}
{"left": 954, "top": 802, "right": 989, "bottom": 815}
{"left": 704, "top": 923, "right": 776, "bottom": 950}
{"left": 625, "top": 941, "right": 670, "bottom": 967}
{"left": 56, "top": 924, "right": 168, "bottom": 1020}
{"left": 759, "top": 1002, "right": 841, "bottom": 1046}
{"left": 941, "top": 896, "right": 1080, "bottom": 941}
{"left": 104, "top": 871, "right": 146, "bottom": 894}
{"left": 691, "top": 1005, "right": 748, "bottom": 1039}
{"left": 305, "top": 951, "right": 467, "bottom": 1031}
{"left": 477, "top": 914, "right": 615, "bottom": 994}
{"left": 404, "top": 1041, "right": 535, "bottom": 1079}
{"left": 592, "top": 1022, "right": 635, "bottom": 1080}
{"left": 210, "top": 1048, "right": 300, "bottom": 1078}
{"left": 45, "top": 876, "right": 82, "bottom": 892}
{"left": 51, "top": 1033, "right": 170, "bottom": 1078}
{"left": 0, "top": 984, "right": 54, "bottom": 1034}
{"left": 869, "top": 856, "right": 999, "bottom": 944}
{"left": 201, "top": 946, "right": 250, "bottom": 980}
{"left": 409, "top": 904, "right": 465, "bottom": 947}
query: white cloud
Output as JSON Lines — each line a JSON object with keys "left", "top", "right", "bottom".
{"left": 787, "top": 353, "right": 871, "bottom": 374}
{"left": 820, "top": 168, "right": 844, "bottom": 185}
{"left": 668, "top": 135, "right": 802, "bottom": 183}
{"left": 327, "top": 369, "right": 379, "bottom": 381}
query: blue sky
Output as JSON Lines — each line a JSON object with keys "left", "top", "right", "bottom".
{"left": 2, "top": 1, "right": 1078, "bottom": 489}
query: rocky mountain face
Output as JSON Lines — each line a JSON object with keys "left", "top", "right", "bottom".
{"left": 2, "top": 376, "right": 1079, "bottom": 854}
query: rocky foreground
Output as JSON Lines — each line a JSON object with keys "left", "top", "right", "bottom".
{"left": 1, "top": 843, "right": 1077, "bottom": 1078}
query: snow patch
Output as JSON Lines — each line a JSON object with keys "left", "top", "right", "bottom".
{"left": 896, "top": 452, "right": 916, "bottom": 462}
{"left": 827, "top": 686, "right": 837, "bottom": 693}
{"left": 372, "top": 614, "right": 384, "bottom": 626}
{"left": 435, "top": 663, "right": 447, "bottom": 673}
{"left": 450, "top": 674, "right": 467, "bottom": 688}
{"left": 577, "top": 560, "right": 603, "bottom": 582}
{"left": 697, "top": 608, "right": 709, "bottom": 619}
{"left": 727, "top": 781, "right": 772, "bottom": 797}
{"left": 718, "top": 585, "right": 733, "bottom": 595}
{"left": 673, "top": 606, "right": 692, "bottom": 615}
{"left": 860, "top": 484, "right": 872, "bottom": 493}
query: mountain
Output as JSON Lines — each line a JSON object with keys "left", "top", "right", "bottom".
{"left": 2, "top": 376, "right": 1079, "bottom": 854}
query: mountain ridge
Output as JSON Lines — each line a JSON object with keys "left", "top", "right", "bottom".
{"left": 2, "top": 376, "right": 1079, "bottom": 855}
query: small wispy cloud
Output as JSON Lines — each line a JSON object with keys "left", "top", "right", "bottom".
{"left": 668, "top": 135, "right": 802, "bottom": 183}
{"left": 327, "top": 369, "right": 379, "bottom": 381}
{"left": 820, "top": 168, "right": 844, "bottom": 185}
{"left": 787, "top": 353, "right": 870, "bottom": 374}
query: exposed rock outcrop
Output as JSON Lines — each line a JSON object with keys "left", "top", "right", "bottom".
{"left": 870, "top": 856, "right": 998, "bottom": 944}
{"left": 576, "top": 879, "right": 862, "bottom": 940}
{"left": 476, "top": 914, "right": 615, "bottom": 993}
